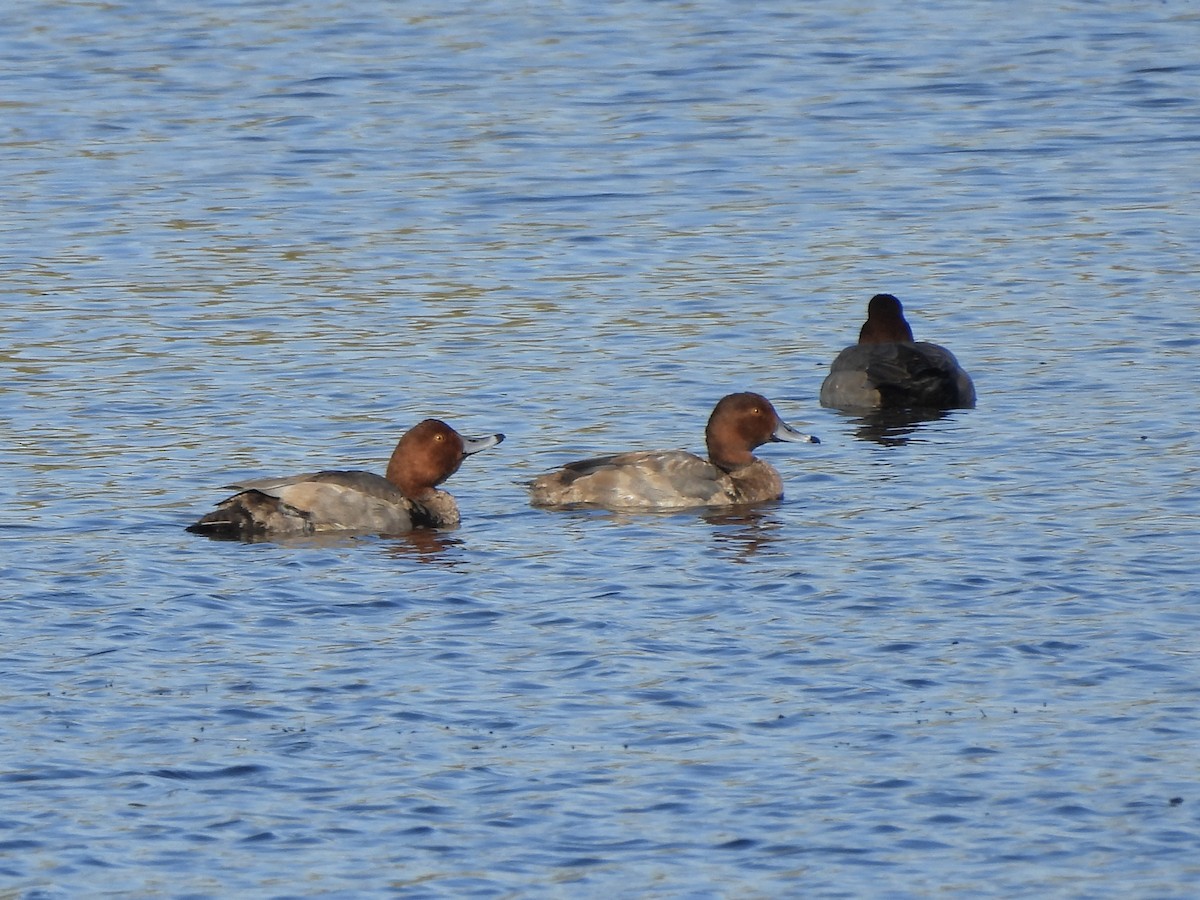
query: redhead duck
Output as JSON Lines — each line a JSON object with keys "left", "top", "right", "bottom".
{"left": 529, "top": 392, "right": 818, "bottom": 511}
{"left": 820, "top": 294, "right": 976, "bottom": 411}
{"left": 187, "top": 419, "right": 504, "bottom": 539}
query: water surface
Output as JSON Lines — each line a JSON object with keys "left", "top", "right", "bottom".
{"left": 3, "top": 0, "right": 1199, "bottom": 896}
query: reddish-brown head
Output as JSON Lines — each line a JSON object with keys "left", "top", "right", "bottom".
{"left": 858, "top": 293, "right": 915, "bottom": 344}
{"left": 704, "top": 392, "right": 818, "bottom": 471}
{"left": 386, "top": 419, "right": 504, "bottom": 500}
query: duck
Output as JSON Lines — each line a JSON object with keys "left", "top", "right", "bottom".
{"left": 529, "top": 392, "right": 818, "bottom": 511}
{"left": 819, "top": 293, "right": 976, "bottom": 411}
{"left": 187, "top": 418, "right": 504, "bottom": 539}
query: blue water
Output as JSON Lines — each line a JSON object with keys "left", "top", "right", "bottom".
{"left": 3, "top": 0, "right": 1199, "bottom": 896}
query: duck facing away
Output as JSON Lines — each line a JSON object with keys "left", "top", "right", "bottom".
{"left": 529, "top": 392, "right": 819, "bottom": 511}
{"left": 820, "top": 293, "right": 976, "bottom": 411}
{"left": 187, "top": 418, "right": 504, "bottom": 539}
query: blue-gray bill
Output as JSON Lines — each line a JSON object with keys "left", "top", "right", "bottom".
{"left": 772, "top": 421, "right": 820, "bottom": 444}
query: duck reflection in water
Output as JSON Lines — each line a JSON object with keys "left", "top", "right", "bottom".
{"left": 200, "top": 524, "right": 461, "bottom": 560}
{"left": 703, "top": 507, "right": 783, "bottom": 561}
{"left": 841, "top": 406, "right": 955, "bottom": 447}
{"left": 387, "top": 526, "right": 463, "bottom": 559}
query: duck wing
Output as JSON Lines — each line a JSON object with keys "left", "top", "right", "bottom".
{"left": 531, "top": 450, "right": 727, "bottom": 509}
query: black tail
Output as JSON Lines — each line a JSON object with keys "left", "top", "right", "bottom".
{"left": 185, "top": 491, "right": 304, "bottom": 540}
{"left": 186, "top": 504, "right": 262, "bottom": 539}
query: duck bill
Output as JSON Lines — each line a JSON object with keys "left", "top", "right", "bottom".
{"left": 771, "top": 420, "right": 820, "bottom": 445}
{"left": 463, "top": 433, "right": 506, "bottom": 455}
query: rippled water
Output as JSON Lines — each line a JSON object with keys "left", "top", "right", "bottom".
{"left": 3, "top": 0, "right": 1199, "bottom": 896}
